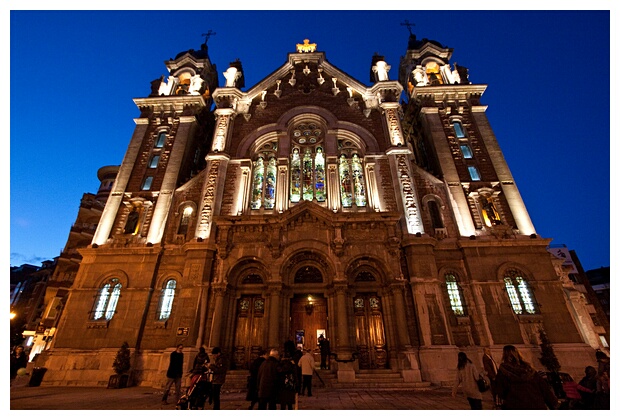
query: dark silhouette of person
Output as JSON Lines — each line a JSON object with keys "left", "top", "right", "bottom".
{"left": 10, "top": 346, "right": 28, "bottom": 381}
{"left": 208, "top": 347, "right": 228, "bottom": 410}
{"left": 162, "top": 344, "right": 184, "bottom": 405}
{"left": 246, "top": 350, "right": 267, "bottom": 409}
{"left": 257, "top": 349, "right": 281, "bottom": 409}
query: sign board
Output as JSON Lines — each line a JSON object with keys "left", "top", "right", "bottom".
{"left": 176, "top": 327, "right": 189, "bottom": 336}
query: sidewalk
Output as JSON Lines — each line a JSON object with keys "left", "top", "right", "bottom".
{"left": 10, "top": 385, "right": 497, "bottom": 410}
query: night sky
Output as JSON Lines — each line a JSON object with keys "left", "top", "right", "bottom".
{"left": 8, "top": 7, "right": 612, "bottom": 273}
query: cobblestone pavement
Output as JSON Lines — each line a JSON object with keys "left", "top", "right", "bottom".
{"left": 10, "top": 385, "right": 498, "bottom": 410}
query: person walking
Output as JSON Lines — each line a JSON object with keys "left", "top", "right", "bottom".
{"left": 494, "top": 345, "right": 558, "bottom": 410}
{"left": 482, "top": 347, "right": 499, "bottom": 406}
{"left": 257, "top": 348, "right": 281, "bottom": 410}
{"left": 318, "top": 334, "right": 328, "bottom": 370}
{"left": 277, "top": 353, "right": 298, "bottom": 409}
{"left": 451, "top": 351, "right": 483, "bottom": 410}
{"left": 576, "top": 366, "right": 597, "bottom": 409}
{"left": 208, "top": 347, "right": 228, "bottom": 410}
{"left": 298, "top": 349, "right": 315, "bottom": 397}
{"left": 10, "top": 346, "right": 28, "bottom": 382}
{"left": 246, "top": 350, "right": 267, "bottom": 409}
{"left": 162, "top": 344, "right": 184, "bottom": 405}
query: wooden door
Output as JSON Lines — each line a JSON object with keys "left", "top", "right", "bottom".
{"left": 354, "top": 294, "right": 388, "bottom": 369}
{"left": 290, "top": 295, "right": 328, "bottom": 352}
{"left": 232, "top": 295, "right": 265, "bottom": 370}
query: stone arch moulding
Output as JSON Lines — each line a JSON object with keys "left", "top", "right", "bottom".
{"left": 345, "top": 256, "right": 390, "bottom": 286}
{"left": 281, "top": 249, "right": 334, "bottom": 287}
{"left": 437, "top": 266, "right": 468, "bottom": 284}
{"left": 496, "top": 261, "right": 537, "bottom": 286}
{"left": 225, "top": 257, "right": 270, "bottom": 288}
{"left": 156, "top": 270, "right": 183, "bottom": 288}
{"left": 93, "top": 269, "right": 130, "bottom": 289}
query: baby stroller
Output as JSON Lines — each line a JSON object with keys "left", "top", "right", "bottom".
{"left": 176, "top": 367, "right": 213, "bottom": 410}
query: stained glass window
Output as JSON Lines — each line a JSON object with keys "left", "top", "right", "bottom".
{"left": 264, "top": 157, "right": 277, "bottom": 209}
{"left": 339, "top": 154, "right": 353, "bottom": 207}
{"left": 445, "top": 273, "right": 465, "bottom": 316}
{"left": 158, "top": 280, "right": 176, "bottom": 320}
{"left": 250, "top": 157, "right": 265, "bottom": 209}
{"left": 351, "top": 154, "right": 367, "bottom": 207}
{"left": 302, "top": 149, "right": 314, "bottom": 201}
{"left": 504, "top": 269, "right": 537, "bottom": 315}
{"left": 290, "top": 148, "right": 301, "bottom": 202}
{"left": 315, "top": 147, "right": 326, "bottom": 202}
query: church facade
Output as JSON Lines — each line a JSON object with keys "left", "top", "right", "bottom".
{"left": 36, "top": 34, "right": 600, "bottom": 387}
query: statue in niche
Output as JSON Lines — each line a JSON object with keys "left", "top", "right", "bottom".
{"left": 189, "top": 75, "right": 204, "bottom": 95}
{"left": 455, "top": 63, "right": 470, "bottom": 84}
{"left": 124, "top": 209, "right": 140, "bottom": 234}
{"left": 481, "top": 197, "right": 501, "bottom": 226}
{"left": 372, "top": 60, "right": 390, "bottom": 82}
{"left": 412, "top": 67, "right": 428, "bottom": 86}
{"left": 158, "top": 76, "right": 175, "bottom": 96}
{"left": 223, "top": 66, "right": 241, "bottom": 88}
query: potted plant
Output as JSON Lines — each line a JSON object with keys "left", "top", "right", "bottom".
{"left": 108, "top": 342, "right": 131, "bottom": 389}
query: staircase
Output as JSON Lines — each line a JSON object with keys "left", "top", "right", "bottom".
{"left": 221, "top": 369, "right": 432, "bottom": 392}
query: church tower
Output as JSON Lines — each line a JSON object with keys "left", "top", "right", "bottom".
{"left": 37, "top": 33, "right": 600, "bottom": 388}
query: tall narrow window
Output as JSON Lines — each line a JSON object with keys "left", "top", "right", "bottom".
{"left": 504, "top": 269, "right": 537, "bottom": 314}
{"left": 158, "top": 279, "right": 176, "bottom": 320}
{"left": 351, "top": 154, "right": 367, "bottom": 206}
{"left": 314, "top": 147, "right": 326, "bottom": 202}
{"left": 428, "top": 200, "right": 444, "bottom": 229}
{"left": 250, "top": 157, "right": 265, "bottom": 210}
{"left": 155, "top": 132, "right": 167, "bottom": 148}
{"left": 460, "top": 144, "right": 473, "bottom": 159}
{"left": 264, "top": 157, "right": 277, "bottom": 209}
{"left": 302, "top": 149, "right": 313, "bottom": 201}
{"left": 142, "top": 176, "right": 154, "bottom": 190}
{"left": 452, "top": 121, "right": 466, "bottom": 138}
{"left": 177, "top": 206, "right": 193, "bottom": 235}
{"left": 468, "top": 166, "right": 481, "bottom": 181}
{"left": 445, "top": 273, "right": 465, "bottom": 316}
{"left": 290, "top": 148, "right": 301, "bottom": 202}
{"left": 149, "top": 155, "right": 160, "bottom": 168}
{"left": 92, "top": 279, "right": 121, "bottom": 320}
{"left": 339, "top": 154, "right": 353, "bottom": 207}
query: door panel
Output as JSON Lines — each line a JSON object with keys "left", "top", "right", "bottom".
{"left": 232, "top": 296, "right": 265, "bottom": 369}
{"left": 354, "top": 294, "right": 388, "bottom": 369}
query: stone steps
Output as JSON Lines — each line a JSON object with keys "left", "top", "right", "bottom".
{"left": 222, "top": 369, "right": 432, "bottom": 391}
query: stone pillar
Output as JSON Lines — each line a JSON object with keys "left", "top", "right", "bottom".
{"left": 267, "top": 284, "right": 282, "bottom": 349}
{"left": 147, "top": 116, "right": 196, "bottom": 244}
{"left": 211, "top": 108, "right": 235, "bottom": 152}
{"left": 387, "top": 150, "right": 424, "bottom": 234}
{"left": 333, "top": 282, "right": 355, "bottom": 383}
{"left": 194, "top": 155, "right": 229, "bottom": 240}
{"left": 92, "top": 120, "right": 149, "bottom": 245}
{"left": 389, "top": 281, "right": 422, "bottom": 382}
{"left": 208, "top": 284, "right": 228, "bottom": 347}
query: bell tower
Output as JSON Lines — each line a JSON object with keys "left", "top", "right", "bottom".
{"left": 92, "top": 41, "right": 219, "bottom": 246}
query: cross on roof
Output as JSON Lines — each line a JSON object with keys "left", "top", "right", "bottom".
{"left": 202, "top": 30, "right": 216, "bottom": 45}
{"left": 401, "top": 20, "right": 415, "bottom": 35}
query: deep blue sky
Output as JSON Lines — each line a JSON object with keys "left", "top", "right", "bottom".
{"left": 9, "top": 9, "right": 611, "bottom": 272}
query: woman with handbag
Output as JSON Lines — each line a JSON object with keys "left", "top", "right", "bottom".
{"left": 451, "top": 351, "right": 483, "bottom": 409}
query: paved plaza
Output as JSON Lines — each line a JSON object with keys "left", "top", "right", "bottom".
{"left": 10, "top": 385, "right": 498, "bottom": 410}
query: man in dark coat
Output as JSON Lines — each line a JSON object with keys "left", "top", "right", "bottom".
{"left": 246, "top": 350, "right": 267, "bottom": 409}
{"left": 10, "top": 346, "right": 28, "bottom": 381}
{"left": 162, "top": 344, "right": 184, "bottom": 404}
{"left": 208, "top": 347, "right": 229, "bottom": 410}
{"left": 257, "top": 349, "right": 280, "bottom": 409}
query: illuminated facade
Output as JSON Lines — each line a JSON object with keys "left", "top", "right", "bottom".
{"left": 36, "top": 35, "right": 601, "bottom": 388}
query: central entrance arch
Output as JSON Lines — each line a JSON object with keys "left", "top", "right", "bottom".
{"left": 290, "top": 294, "right": 328, "bottom": 352}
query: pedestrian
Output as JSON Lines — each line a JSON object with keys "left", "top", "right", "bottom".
{"left": 284, "top": 337, "right": 296, "bottom": 358}
{"left": 277, "top": 353, "right": 298, "bottom": 409}
{"left": 293, "top": 348, "right": 303, "bottom": 394}
{"left": 10, "top": 345, "right": 28, "bottom": 381}
{"left": 246, "top": 350, "right": 267, "bottom": 409}
{"left": 298, "top": 349, "right": 315, "bottom": 397}
{"left": 576, "top": 366, "right": 597, "bottom": 409}
{"left": 318, "top": 334, "right": 328, "bottom": 369}
{"left": 188, "top": 347, "right": 211, "bottom": 409}
{"left": 208, "top": 346, "right": 229, "bottom": 410}
{"left": 192, "top": 346, "right": 210, "bottom": 372}
{"left": 257, "top": 348, "right": 281, "bottom": 409}
{"left": 451, "top": 351, "right": 483, "bottom": 410}
{"left": 162, "top": 344, "right": 184, "bottom": 405}
{"left": 494, "top": 345, "right": 558, "bottom": 410}
{"left": 482, "top": 347, "right": 499, "bottom": 406}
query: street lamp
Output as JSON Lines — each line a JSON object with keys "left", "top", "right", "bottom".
{"left": 10, "top": 311, "right": 16, "bottom": 320}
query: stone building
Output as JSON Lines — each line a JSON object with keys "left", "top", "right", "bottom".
{"left": 36, "top": 34, "right": 601, "bottom": 387}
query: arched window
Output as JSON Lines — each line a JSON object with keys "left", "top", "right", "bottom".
{"left": 92, "top": 279, "right": 122, "bottom": 320}
{"left": 177, "top": 206, "right": 193, "bottom": 235}
{"left": 158, "top": 279, "right": 176, "bottom": 320}
{"left": 428, "top": 200, "right": 444, "bottom": 229}
{"left": 250, "top": 155, "right": 277, "bottom": 210}
{"left": 290, "top": 122, "right": 326, "bottom": 203}
{"left": 294, "top": 266, "right": 323, "bottom": 283}
{"left": 504, "top": 269, "right": 537, "bottom": 314}
{"left": 444, "top": 272, "right": 465, "bottom": 316}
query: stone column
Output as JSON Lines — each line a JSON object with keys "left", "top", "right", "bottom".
{"left": 389, "top": 281, "right": 422, "bottom": 382}
{"left": 208, "top": 284, "right": 228, "bottom": 347}
{"left": 333, "top": 282, "right": 355, "bottom": 383}
{"left": 267, "top": 284, "right": 282, "bottom": 349}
